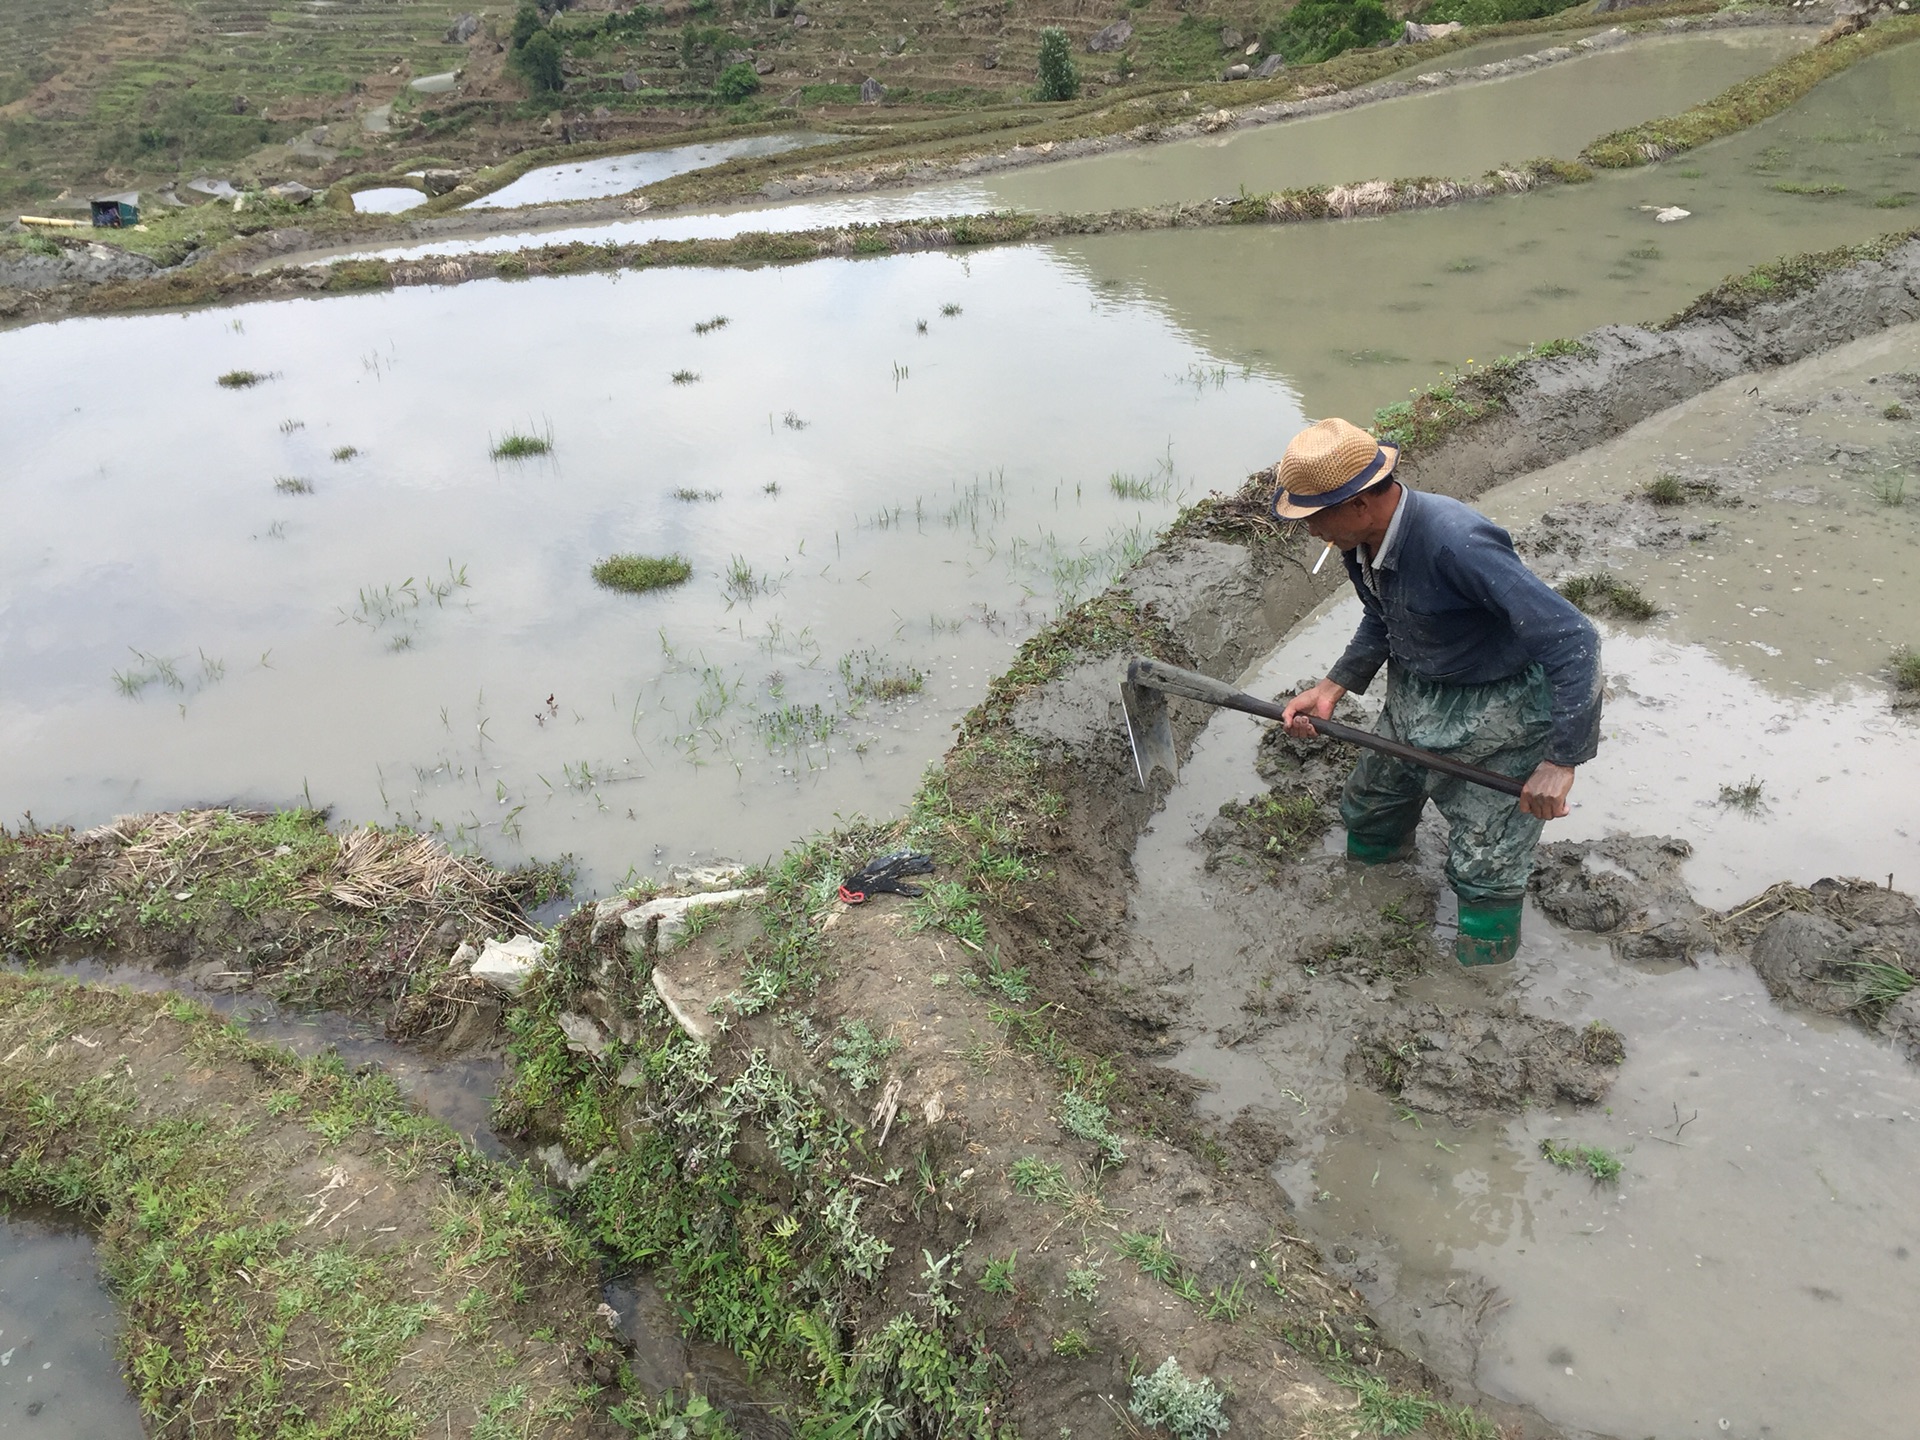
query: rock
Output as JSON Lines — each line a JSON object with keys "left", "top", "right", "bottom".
{"left": 471, "top": 934, "right": 546, "bottom": 992}
{"left": 1404, "top": 19, "right": 1462, "bottom": 41}
{"left": 1654, "top": 206, "right": 1691, "bottom": 223}
{"left": 859, "top": 75, "right": 885, "bottom": 104}
{"left": 445, "top": 12, "right": 480, "bottom": 43}
{"left": 589, "top": 896, "right": 635, "bottom": 944}
{"left": 754, "top": 57, "right": 774, "bottom": 74}
{"left": 418, "top": 167, "right": 464, "bottom": 196}
{"left": 1751, "top": 913, "right": 1851, "bottom": 993}
{"left": 557, "top": 1011, "right": 611, "bottom": 1059}
{"left": 1221, "top": 62, "right": 1251, "bottom": 80}
{"left": 1198, "top": 109, "right": 1234, "bottom": 133}
{"left": 791, "top": 11, "right": 809, "bottom": 26}
{"left": 1219, "top": 27, "right": 1243, "bottom": 51}
{"left": 1252, "top": 53, "right": 1285, "bottom": 79}
{"left": 621, "top": 69, "right": 640, "bottom": 91}
{"left": 619, "top": 887, "right": 767, "bottom": 957}
{"left": 449, "top": 941, "right": 478, "bottom": 972}
{"left": 980, "top": 52, "right": 997, "bottom": 69}
{"left": 538, "top": 1143, "right": 609, "bottom": 1191}
{"left": 1087, "top": 19, "right": 1133, "bottom": 53}
{"left": 669, "top": 861, "right": 745, "bottom": 888}
{"left": 184, "top": 176, "right": 239, "bottom": 204}
{"left": 266, "top": 180, "right": 314, "bottom": 203}
{"left": 651, "top": 969, "right": 711, "bottom": 1040}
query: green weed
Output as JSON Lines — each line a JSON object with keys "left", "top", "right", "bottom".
{"left": 592, "top": 553, "right": 692, "bottom": 594}
{"left": 825, "top": 1018, "right": 900, "bottom": 1095}
{"left": 217, "top": 370, "right": 267, "bottom": 388}
{"left": 274, "top": 475, "right": 313, "bottom": 495}
{"left": 1870, "top": 472, "right": 1907, "bottom": 506}
{"left": 1063, "top": 1262, "right": 1102, "bottom": 1302}
{"left": 1129, "top": 1357, "right": 1229, "bottom": 1440}
{"left": 839, "top": 649, "right": 925, "bottom": 702}
{"left": 1050, "top": 1328, "right": 1094, "bottom": 1358}
{"left": 692, "top": 315, "right": 729, "bottom": 335}
{"left": 1343, "top": 1369, "right": 1441, "bottom": 1435}
{"left": 979, "top": 1252, "right": 1018, "bottom": 1295}
{"left": 674, "top": 487, "right": 721, "bottom": 502}
{"left": 671, "top": 369, "right": 700, "bottom": 384}
{"left": 331, "top": 445, "right": 358, "bottom": 461}
{"left": 1717, "top": 776, "right": 1766, "bottom": 812}
{"left": 1840, "top": 954, "right": 1916, "bottom": 1013}
{"left": 1058, "top": 1089, "right": 1125, "bottom": 1166}
{"left": 906, "top": 881, "right": 989, "bottom": 950}
{"left": 940, "top": 302, "right": 964, "bottom": 318}
{"left": 1643, "top": 473, "right": 1686, "bottom": 506}
{"left": 1769, "top": 182, "right": 1846, "bottom": 197}
{"left": 1009, "top": 1156, "right": 1072, "bottom": 1204}
{"left": 1540, "top": 1138, "right": 1622, "bottom": 1183}
{"left": 1887, "top": 404, "right": 1913, "bottom": 420}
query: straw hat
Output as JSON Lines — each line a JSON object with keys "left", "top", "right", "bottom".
{"left": 1270, "top": 418, "right": 1399, "bottom": 521}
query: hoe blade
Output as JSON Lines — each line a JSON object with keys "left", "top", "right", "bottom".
{"left": 1119, "top": 667, "right": 1177, "bottom": 790}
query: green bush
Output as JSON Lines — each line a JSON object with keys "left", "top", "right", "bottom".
{"left": 510, "top": 2, "right": 542, "bottom": 48}
{"left": 714, "top": 61, "right": 761, "bottom": 102}
{"left": 1264, "top": 0, "right": 1394, "bottom": 64}
{"left": 515, "top": 30, "right": 564, "bottom": 91}
{"left": 1035, "top": 26, "right": 1080, "bottom": 101}
{"left": 1418, "top": 0, "right": 1586, "bottom": 24}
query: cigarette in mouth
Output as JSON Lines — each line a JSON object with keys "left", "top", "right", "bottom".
{"left": 1311, "top": 543, "right": 1335, "bottom": 576}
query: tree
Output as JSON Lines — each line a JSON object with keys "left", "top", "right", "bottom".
{"left": 515, "top": 29, "right": 564, "bottom": 91}
{"left": 1267, "top": 0, "right": 1395, "bottom": 64}
{"left": 510, "top": 2, "right": 542, "bottom": 49}
{"left": 715, "top": 61, "right": 762, "bottom": 101}
{"left": 1035, "top": 26, "right": 1079, "bottom": 101}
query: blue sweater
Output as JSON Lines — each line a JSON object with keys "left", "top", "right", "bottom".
{"left": 1325, "top": 488, "right": 1602, "bottom": 766}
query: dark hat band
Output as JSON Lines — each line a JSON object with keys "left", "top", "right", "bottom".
{"left": 1271, "top": 444, "right": 1398, "bottom": 518}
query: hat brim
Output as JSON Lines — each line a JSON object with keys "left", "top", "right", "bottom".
{"left": 1271, "top": 444, "right": 1399, "bottom": 521}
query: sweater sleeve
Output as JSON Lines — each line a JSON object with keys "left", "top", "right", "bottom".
{"left": 1326, "top": 552, "right": 1392, "bottom": 694}
{"left": 1438, "top": 525, "right": 1604, "bottom": 765}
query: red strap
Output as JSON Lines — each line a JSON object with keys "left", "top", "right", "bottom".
{"left": 838, "top": 885, "right": 867, "bottom": 905}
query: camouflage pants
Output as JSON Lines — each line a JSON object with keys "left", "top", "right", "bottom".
{"left": 1338, "top": 664, "right": 1554, "bottom": 906}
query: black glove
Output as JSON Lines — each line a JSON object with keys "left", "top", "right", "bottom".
{"left": 838, "top": 849, "right": 935, "bottom": 904}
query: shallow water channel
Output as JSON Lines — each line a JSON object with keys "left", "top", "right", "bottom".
{"left": 466, "top": 132, "right": 832, "bottom": 210}
{"left": 0, "top": 1208, "right": 142, "bottom": 1437}
{"left": 1127, "top": 322, "right": 1920, "bottom": 1438}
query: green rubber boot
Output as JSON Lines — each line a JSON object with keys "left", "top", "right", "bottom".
{"left": 1455, "top": 899, "right": 1522, "bottom": 967}
{"left": 1346, "top": 833, "right": 1414, "bottom": 865}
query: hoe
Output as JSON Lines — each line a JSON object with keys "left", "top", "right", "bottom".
{"left": 1118, "top": 656, "right": 1524, "bottom": 798}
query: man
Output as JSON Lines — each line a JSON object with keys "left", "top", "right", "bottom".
{"left": 1273, "top": 417, "right": 1601, "bottom": 966}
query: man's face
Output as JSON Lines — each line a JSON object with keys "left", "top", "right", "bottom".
{"left": 1302, "top": 488, "right": 1379, "bottom": 549}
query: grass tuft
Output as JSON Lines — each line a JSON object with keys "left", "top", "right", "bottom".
{"left": 1717, "top": 776, "right": 1766, "bottom": 811}
{"left": 331, "top": 445, "right": 359, "bottom": 462}
{"left": 491, "top": 432, "right": 551, "bottom": 460}
{"left": 671, "top": 369, "right": 700, "bottom": 385}
{"left": 673, "top": 487, "right": 722, "bottom": 502}
{"left": 217, "top": 370, "right": 267, "bottom": 388}
{"left": 1643, "top": 473, "right": 1686, "bottom": 506}
{"left": 692, "top": 315, "right": 729, "bottom": 335}
{"left": 274, "top": 476, "right": 314, "bottom": 495}
{"left": 591, "top": 553, "right": 692, "bottom": 594}
{"left": 1892, "top": 646, "right": 1920, "bottom": 692}
{"left": 1557, "top": 573, "right": 1660, "bottom": 622}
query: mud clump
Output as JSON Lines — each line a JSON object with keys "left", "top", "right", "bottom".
{"left": 1201, "top": 704, "right": 1366, "bottom": 877}
{"left": 1530, "top": 833, "right": 1712, "bottom": 961}
{"left": 1720, "top": 878, "right": 1920, "bottom": 1057}
{"left": 1517, "top": 497, "right": 1725, "bottom": 576}
{"left": 1348, "top": 1001, "right": 1626, "bottom": 1121}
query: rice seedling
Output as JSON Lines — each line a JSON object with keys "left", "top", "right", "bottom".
{"left": 756, "top": 702, "right": 837, "bottom": 750}
{"left": 279, "top": 418, "right": 304, "bottom": 433}
{"left": 1557, "top": 573, "right": 1661, "bottom": 622}
{"left": 1840, "top": 953, "right": 1916, "bottom": 1013}
{"left": 1887, "top": 404, "right": 1912, "bottom": 420}
{"left": 1627, "top": 244, "right": 1662, "bottom": 261}
{"left": 592, "top": 554, "right": 692, "bottom": 594}
{"left": 217, "top": 370, "right": 268, "bottom": 388}
{"left": 940, "top": 303, "right": 963, "bottom": 317}
{"left": 671, "top": 369, "right": 700, "bottom": 385}
{"left": 1540, "top": 1138, "right": 1622, "bottom": 1183}
{"left": 722, "top": 556, "right": 776, "bottom": 604}
{"left": 1769, "top": 182, "right": 1846, "bottom": 196}
{"left": 692, "top": 315, "right": 729, "bottom": 334}
{"left": 1718, "top": 776, "right": 1766, "bottom": 811}
{"left": 673, "top": 487, "right": 721, "bottom": 502}
{"left": 1869, "top": 471, "right": 1907, "bottom": 506}
{"left": 1891, "top": 646, "right": 1920, "bottom": 691}
{"left": 782, "top": 410, "right": 809, "bottom": 430}
{"left": 332, "top": 445, "right": 359, "bottom": 461}
{"left": 274, "top": 476, "right": 314, "bottom": 495}
{"left": 892, "top": 361, "right": 910, "bottom": 385}
{"left": 916, "top": 319, "right": 929, "bottom": 334}
{"left": 1875, "top": 194, "right": 1915, "bottom": 209}
{"left": 1110, "top": 472, "right": 1156, "bottom": 500}
{"left": 839, "top": 649, "right": 925, "bottom": 701}
{"left": 762, "top": 481, "right": 781, "bottom": 496}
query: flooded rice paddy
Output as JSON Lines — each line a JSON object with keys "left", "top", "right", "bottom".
{"left": 1128, "top": 319, "right": 1920, "bottom": 1438}
{"left": 347, "top": 185, "right": 429, "bottom": 215}
{"left": 0, "top": 249, "right": 1289, "bottom": 889}
{"left": 465, "top": 132, "right": 831, "bottom": 210}
{"left": 0, "top": 1208, "right": 141, "bottom": 1437}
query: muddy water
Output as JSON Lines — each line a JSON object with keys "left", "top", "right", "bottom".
{"left": 349, "top": 185, "right": 428, "bottom": 215}
{"left": 947, "top": 30, "right": 1806, "bottom": 215}
{"left": 0, "top": 248, "right": 1292, "bottom": 888}
{"left": 1055, "top": 38, "right": 1920, "bottom": 419}
{"left": 467, "top": 133, "right": 832, "bottom": 210}
{"left": 0, "top": 1208, "right": 142, "bottom": 1438}
{"left": 1128, "top": 324, "right": 1920, "bottom": 1437}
